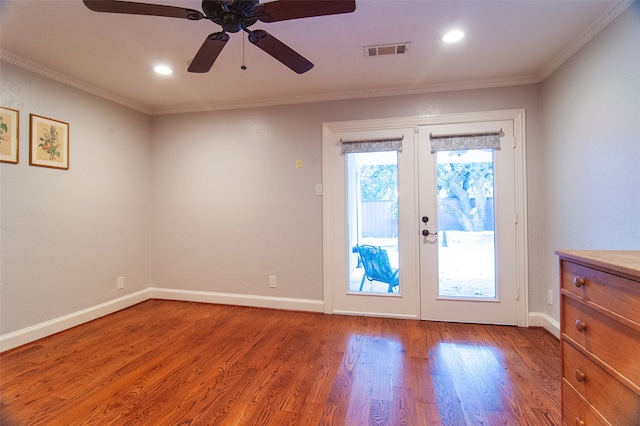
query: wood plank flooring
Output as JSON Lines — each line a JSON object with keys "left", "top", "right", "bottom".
{"left": 0, "top": 300, "right": 561, "bottom": 425}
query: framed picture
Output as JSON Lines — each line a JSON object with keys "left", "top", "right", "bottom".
{"left": 30, "top": 114, "right": 69, "bottom": 170}
{"left": 0, "top": 106, "right": 20, "bottom": 164}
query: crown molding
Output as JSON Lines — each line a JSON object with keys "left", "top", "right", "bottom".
{"left": 1, "top": 50, "right": 152, "bottom": 115}
{"left": 537, "top": 0, "right": 634, "bottom": 80}
{"left": 2, "top": 0, "right": 631, "bottom": 116}
{"left": 1, "top": 48, "right": 538, "bottom": 115}
{"left": 151, "top": 75, "right": 541, "bottom": 115}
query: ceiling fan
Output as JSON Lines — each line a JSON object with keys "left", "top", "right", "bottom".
{"left": 83, "top": 0, "right": 356, "bottom": 74}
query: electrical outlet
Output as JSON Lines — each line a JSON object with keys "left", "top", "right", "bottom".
{"left": 315, "top": 184, "right": 323, "bottom": 196}
{"left": 547, "top": 289, "right": 553, "bottom": 305}
{"left": 269, "top": 276, "right": 277, "bottom": 288}
{"left": 117, "top": 277, "right": 124, "bottom": 290}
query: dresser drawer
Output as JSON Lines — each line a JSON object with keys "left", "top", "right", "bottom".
{"left": 563, "top": 340, "right": 640, "bottom": 425}
{"left": 562, "top": 381, "right": 609, "bottom": 426}
{"left": 561, "top": 260, "right": 640, "bottom": 322}
{"left": 562, "top": 296, "right": 640, "bottom": 386}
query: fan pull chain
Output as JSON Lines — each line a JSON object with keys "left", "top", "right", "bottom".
{"left": 241, "top": 34, "right": 247, "bottom": 70}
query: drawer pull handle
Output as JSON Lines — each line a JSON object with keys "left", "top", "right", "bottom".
{"left": 573, "top": 276, "right": 585, "bottom": 288}
{"left": 575, "top": 418, "right": 585, "bottom": 426}
{"left": 575, "top": 369, "right": 586, "bottom": 382}
{"left": 575, "top": 320, "right": 587, "bottom": 332}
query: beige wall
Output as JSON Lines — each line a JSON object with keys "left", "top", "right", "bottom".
{"left": 149, "top": 85, "right": 544, "bottom": 306}
{"left": 0, "top": 62, "right": 151, "bottom": 334}
{"left": 0, "top": 66, "right": 546, "bottom": 335}
{"left": 540, "top": 1, "right": 640, "bottom": 320}
{"left": 2, "top": 2, "right": 638, "bottom": 337}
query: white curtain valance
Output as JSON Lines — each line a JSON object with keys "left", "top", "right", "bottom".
{"left": 341, "top": 136, "right": 403, "bottom": 154}
{"left": 430, "top": 132, "right": 501, "bottom": 153}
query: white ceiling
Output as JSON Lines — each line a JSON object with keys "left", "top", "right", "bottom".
{"left": 0, "top": 0, "right": 627, "bottom": 114}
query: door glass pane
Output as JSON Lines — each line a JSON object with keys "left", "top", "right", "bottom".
{"left": 436, "top": 149, "right": 496, "bottom": 298}
{"left": 347, "top": 151, "right": 400, "bottom": 293}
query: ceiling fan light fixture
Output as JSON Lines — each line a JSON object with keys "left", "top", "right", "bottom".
{"left": 154, "top": 64, "right": 173, "bottom": 75}
{"left": 441, "top": 30, "right": 465, "bottom": 43}
{"left": 82, "top": 0, "right": 357, "bottom": 74}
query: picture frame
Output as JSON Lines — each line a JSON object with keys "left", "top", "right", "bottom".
{"left": 0, "top": 106, "right": 20, "bottom": 164}
{"left": 30, "top": 114, "right": 69, "bottom": 170}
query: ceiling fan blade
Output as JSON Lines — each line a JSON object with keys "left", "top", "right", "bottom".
{"left": 188, "top": 32, "right": 230, "bottom": 73}
{"left": 249, "top": 30, "right": 313, "bottom": 74}
{"left": 83, "top": 0, "right": 204, "bottom": 20}
{"left": 255, "top": 0, "right": 356, "bottom": 23}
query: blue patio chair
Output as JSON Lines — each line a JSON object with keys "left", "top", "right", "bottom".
{"left": 355, "top": 245, "right": 399, "bottom": 293}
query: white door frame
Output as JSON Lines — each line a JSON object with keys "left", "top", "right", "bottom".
{"left": 322, "top": 126, "right": 421, "bottom": 319}
{"left": 322, "top": 109, "right": 529, "bottom": 326}
{"left": 418, "top": 120, "right": 519, "bottom": 325}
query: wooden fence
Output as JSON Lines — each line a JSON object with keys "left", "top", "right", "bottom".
{"left": 361, "top": 197, "right": 494, "bottom": 238}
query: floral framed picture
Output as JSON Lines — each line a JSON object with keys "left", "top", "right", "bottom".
{"left": 0, "top": 106, "right": 20, "bottom": 164}
{"left": 30, "top": 114, "right": 69, "bottom": 170}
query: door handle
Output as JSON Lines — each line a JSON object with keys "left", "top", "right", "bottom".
{"left": 421, "top": 216, "right": 437, "bottom": 236}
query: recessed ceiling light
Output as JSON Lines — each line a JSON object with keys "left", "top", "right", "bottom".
{"left": 154, "top": 65, "right": 173, "bottom": 75}
{"left": 441, "top": 30, "right": 465, "bottom": 43}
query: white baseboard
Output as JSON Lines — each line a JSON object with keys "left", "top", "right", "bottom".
{"left": 528, "top": 311, "right": 560, "bottom": 338}
{"left": 332, "top": 310, "right": 419, "bottom": 320}
{"left": 2, "top": 289, "right": 557, "bottom": 353}
{"left": 149, "top": 287, "right": 324, "bottom": 313}
{"left": 0, "top": 289, "right": 151, "bottom": 353}
{"left": 0, "top": 288, "right": 324, "bottom": 353}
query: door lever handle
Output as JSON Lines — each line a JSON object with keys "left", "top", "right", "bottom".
{"left": 421, "top": 216, "right": 437, "bottom": 236}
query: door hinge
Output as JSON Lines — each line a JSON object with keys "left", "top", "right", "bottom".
{"left": 414, "top": 125, "right": 419, "bottom": 134}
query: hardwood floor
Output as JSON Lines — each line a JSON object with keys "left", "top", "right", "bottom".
{"left": 0, "top": 300, "right": 561, "bottom": 425}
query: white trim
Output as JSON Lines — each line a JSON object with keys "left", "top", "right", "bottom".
{"left": 322, "top": 123, "right": 337, "bottom": 314}
{"left": 0, "top": 288, "right": 323, "bottom": 353}
{"left": 150, "top": 76, "right": 540, "bottom": 115}
{"left": 0, "top": 289, "right": 150, "bottom": 352}
{"left": 1, "top": 51, "right": 151, "bottom": 115}
{"left": 538, "top": 0, "right": 634, "bottom": 79}
{"left": 149, "top": 287, "right": 324, "bottom": 313}
{"left": 513, "top": 111, "right": 529, "bottom": 327}
{"left": 322, "top": 109, "right": 529, "bottom": 326}
{"left": 0, "top": 287, "right": 554, "bottom": 354}
{"left": 323, "top": 109, "right": 528, "bottom": 132}
{"left": 332, "top": 310, "right": 419, "bottom": 320}
{"left": 2, "top": 1, "right": 629, "bottom": 115}
{"left": 529, "top": 311, "right": 561, "bottom": 338}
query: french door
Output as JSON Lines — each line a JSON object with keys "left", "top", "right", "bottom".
{"left": 322, "top": 111, "right": 527, "bottom": 326}
{"left": 322, "top": 126, "right": 420, "bottom": 319}
{"left": 418, "top": 121, "right": 519, "bottom": 325}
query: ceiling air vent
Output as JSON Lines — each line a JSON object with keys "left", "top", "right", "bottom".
{"left": 364, "top": 43, "right": 409, "bottom": 57}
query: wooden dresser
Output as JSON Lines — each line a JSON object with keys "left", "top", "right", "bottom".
{"left": 556, "top": 250, "right": 640, "bottom": 426}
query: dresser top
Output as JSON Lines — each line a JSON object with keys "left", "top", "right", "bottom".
{"left": 555, "top": 250, "right": 640, "bottom": 280}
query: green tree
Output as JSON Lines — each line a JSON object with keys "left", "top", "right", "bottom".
{"left": 438, "top": 162, "right": 493, "bottom": 232}
{"left": 360, "top": 165, "right": 397, "bottom": 200}
{"left": 360, "top": 164, "right": 398, "bottom": 217}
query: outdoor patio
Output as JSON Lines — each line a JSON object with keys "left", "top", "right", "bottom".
{"left": 349, "top": 231, "right": 495, "bottom": 297}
